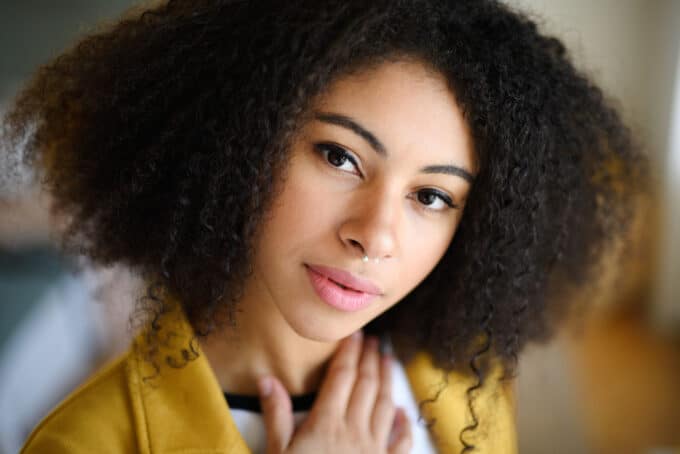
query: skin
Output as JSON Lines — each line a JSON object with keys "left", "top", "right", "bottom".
{"left": 199, "top": 60, "right": 476, "bottom": 450}
{"left": 260, "top": 332, "right": 413, "bottom": 453}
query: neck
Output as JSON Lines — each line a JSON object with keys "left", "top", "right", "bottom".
{"left": 198, "top": 274, "right": 340, "bottom": 396}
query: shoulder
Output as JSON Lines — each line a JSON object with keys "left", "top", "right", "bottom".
{"left": 20, "top": 352, "right": 138, "bottom": 454}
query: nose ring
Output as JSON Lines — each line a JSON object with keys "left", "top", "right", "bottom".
{"left": 362, "top": 254, "right": 380, "bottom": 264}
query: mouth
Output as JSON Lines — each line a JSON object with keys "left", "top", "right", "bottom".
{"left": 331, "top": 280, "right": 354, "bottom": 291}
{"left": 304, "top": 264, "right": 380, "bottom": 312}
{"left": 321, "top": 275, "right": 359, "bottom": 292}
{"left": 304, "top": 263, "right": 383, "bottom": 295}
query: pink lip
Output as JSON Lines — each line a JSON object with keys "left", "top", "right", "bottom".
{"left": 305, "top": 264, "right": 381, "bottom": 312}
{"left": 306, "top": 264, "right": 383, "bottom": 295}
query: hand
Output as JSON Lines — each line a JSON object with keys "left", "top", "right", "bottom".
{"left": 258, "top": 332, "right": 412, "bottom": 454}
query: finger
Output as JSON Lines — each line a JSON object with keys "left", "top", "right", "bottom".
{"left": 388, "top": 408, "right": 413, "bottom": 454}
{"left": 346, "top": 336, "right": 380, "bottom": 427}
{"left": 259, "top": 376, "right": 294, "bottom": 453}
{"left": 308, "top": 331, "right": 363, "bottom": 422}
{"left": 371, "top": 353, "right": 396, "bottom": 443}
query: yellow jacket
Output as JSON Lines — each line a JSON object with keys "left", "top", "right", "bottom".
{"left": 20, "top": 306, "right": 517, "bottom": 454}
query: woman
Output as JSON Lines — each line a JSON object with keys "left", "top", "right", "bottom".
{"left": 2, "top": 0, "right": 646, "bottom": 453}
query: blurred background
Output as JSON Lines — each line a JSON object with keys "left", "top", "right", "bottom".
{"left": 0, "top": 1, "right": 678, "bottom": 453}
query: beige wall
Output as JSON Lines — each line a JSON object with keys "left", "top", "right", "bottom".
{"left": 654, "top": 41, "right": 680, "bottom": 334}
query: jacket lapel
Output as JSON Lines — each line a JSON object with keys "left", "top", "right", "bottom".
{"left": 126, "top": 305, "right": 251, "bottom": 454}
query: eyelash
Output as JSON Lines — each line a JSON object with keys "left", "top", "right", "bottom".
{"left": 313, "top": 142, "right": 458, "bottom": 212}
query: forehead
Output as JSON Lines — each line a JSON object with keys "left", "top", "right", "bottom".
{"left": 310, "top": 60, "right": 476, "bottom": 172}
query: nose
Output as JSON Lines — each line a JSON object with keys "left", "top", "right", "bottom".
{"left": 338, "top": 185, "right": 399, "bottom": 262}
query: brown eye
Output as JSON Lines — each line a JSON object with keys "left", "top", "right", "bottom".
{"left": 313, "top": 143, "right": 361, "bottom": 176}
{"left": 417, "top": 191, "right": 437, "bottom": 205}
{"left": 326, "top": 145, "right": 348, "bottom": 167}
{"left": 415, "top": 188, "right": 456, "bottom": 212}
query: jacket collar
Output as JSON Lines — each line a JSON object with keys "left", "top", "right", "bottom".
{"left": 403, "top": 351, "right": 517, "bottom": 453}
{"left": 126, "top": 304, "right": 247, "bottom": 453}
{"left": 124, "top": 302, "right": 515, "bottom": 453}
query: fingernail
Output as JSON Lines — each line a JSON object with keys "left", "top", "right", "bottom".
{"left": 395, "top": 408, "right": 406, "bottom": 431}
{"left": 351, "top": 330, "right": 363, "bottom": 341}
{"left": 258, "top": 377, "right": 272, "bottom": 397}
{"left": 382, "top": 353, "right": 393, "bottom": 367}
{"left": 367, "top": 336, "right": 379, "bottom": 349}
{"left": 388, "top": 409, "right": 406, "bottom": 446}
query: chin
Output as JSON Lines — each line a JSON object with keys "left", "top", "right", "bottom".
{"left": 286, "top": 314, "right": 356, "bottom": 344}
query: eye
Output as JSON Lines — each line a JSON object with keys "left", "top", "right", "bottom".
{"left": 413, "top": 188, "right": 458, "bottom": 212}
{"left": 313, "top": 143, "right": 362, "bottom": 176}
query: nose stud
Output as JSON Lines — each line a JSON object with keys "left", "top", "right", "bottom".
{"left": 362, "top": 254, "right": 380, "bottom": 264}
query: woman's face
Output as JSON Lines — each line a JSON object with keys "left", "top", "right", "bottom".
{"left": 248, "top": 60, "right": 476, "bottom": 342}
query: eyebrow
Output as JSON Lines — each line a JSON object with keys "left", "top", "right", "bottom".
{"left": 314, "top": 111, "right": 475, "bottom": 183}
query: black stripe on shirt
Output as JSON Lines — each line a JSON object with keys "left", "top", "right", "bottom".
{"left": 224, "top": 391, "right": 317, "bottom": 413}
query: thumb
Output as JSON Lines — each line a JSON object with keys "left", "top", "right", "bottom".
{"left": 258, "top": 376, "right": 294, "bottom": 453}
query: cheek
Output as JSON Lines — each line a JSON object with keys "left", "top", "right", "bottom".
{"left": 258, "top": 168, "right": 338, "bottom": 253}
{"left": 361, "top": 230, "right": 453, "bottom": 324}
{"left": 393, "top": 224, "right": 454, "bottom": 296}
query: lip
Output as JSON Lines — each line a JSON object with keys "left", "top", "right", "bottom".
{"left": 305, "top": 264, "right": 383, "bottom": 295}
{"left": 305, "top": 264, "right": 382, "bottom": 312}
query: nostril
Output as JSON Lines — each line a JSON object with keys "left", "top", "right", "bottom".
{"left": 348, "top": 239, "right": 363, "bottom": 253}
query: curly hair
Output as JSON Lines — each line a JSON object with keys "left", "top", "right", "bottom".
{"left": 1, "top": 0, "right": 647, "bottom": 450}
